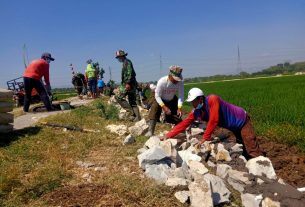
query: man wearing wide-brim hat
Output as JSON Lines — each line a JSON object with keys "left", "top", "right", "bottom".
{"left": 115, "top": 49, "right": 141, "bottom": 122}
{"left": 145, "top": 65, "right": 184, "bottom": 137}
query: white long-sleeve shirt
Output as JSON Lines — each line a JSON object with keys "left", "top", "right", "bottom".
{"left": 155, "top": 76, "right": 184, "bottom": 108}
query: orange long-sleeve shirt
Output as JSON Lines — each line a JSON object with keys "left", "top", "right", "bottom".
{"left": 23, "top": 59, "right": 50, "bottom": 85}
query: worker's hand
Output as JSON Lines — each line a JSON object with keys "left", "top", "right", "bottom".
{"left": 177, "top": 108, "right": 182, "bottom": 118}
{"left": 125, "top": 83, "right": 131, "bottom": 91}
{"left": 195, "top": 139, "right": 206, "bottom": 150}
{"left": 162, "top": 105, "right": 171, "bottom": 115}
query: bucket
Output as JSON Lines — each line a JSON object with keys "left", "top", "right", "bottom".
{"left": 60, "top": 102, "right": 71, "bottom": 110}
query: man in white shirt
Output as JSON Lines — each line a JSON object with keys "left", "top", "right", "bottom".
{"left": 145, "top": 65, "right": 184, "bottom": 137}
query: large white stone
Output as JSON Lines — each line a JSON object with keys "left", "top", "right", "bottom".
{"left": 262, "top": 197, "right": 280, "bottom": 207}
{"left": 165, "top": 177, "right": 188, "bottom": 187}
{"left": 246, "top": 156, "right": 277, "bottom": 180}
{"left": 216, "top": 148, "right": 232, "bottom": 162}
{"left": 174, "top": 191, "right": 190, "bottom": 204}
{"left": 123, "top": 134, "right": 135, "bottom": 145}
{"left": 128, "top": 118, "right": 149, "bottom": 136}
{"left": 189, "top": 180, "right": 213, "bottom": 207}
{"left": 227, "top": 169, "right": 251, "bottom": 192}
{"left": 160, "top": 140, "right": 173, "bottom": 157}
{"left": 241, "top": 193, "right": 263, "bottom": 207}
{"left": 191, "top": 127, "right": 204, "bottom": 136}
{"left": 177, "top": 150, "right": 202, "bottom": 164}
{"left": 231, "top": 143, "right": 244, "bottom": 154}
{"left": 188, "top": 160, "right": 209, "bottom": 175}
{"left": 137, "top": 146, "right": 168, "bottom": 169}
{"left": 204, "top": 174, "right": 231, "bottom": 205}
{"left": 145, "top": 136, "right": 160, "bottom": 149}
{"left": 145, "top": 163, "right": 171, "bottom": 184}
{"left": 216, "top": 164, "right": 232, "bottom": 179}
{"left": 106, "top": 124, "right": 127, "bottom": 136}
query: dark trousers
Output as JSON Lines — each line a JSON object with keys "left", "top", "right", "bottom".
{"left": 233, "top": 115, "right": 264, "bottom": 159}
{"left": 23, "top": 77, "right": 52, "bottom": 112}
{"left": 148, "top": 95, "right": 181, "bottom": 124}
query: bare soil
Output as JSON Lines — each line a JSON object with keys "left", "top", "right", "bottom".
{"left": 258, "top": 137, "right": 305, "bottom": 188}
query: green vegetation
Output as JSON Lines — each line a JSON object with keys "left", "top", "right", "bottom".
{"left": 0, "top": 100, "right": 183, "bottom": 207}
{"left": 183, "top": 75, "right": 305, "bottom": 151}
{"left": 184, "top": 61, "right": 305, "bottom": 83}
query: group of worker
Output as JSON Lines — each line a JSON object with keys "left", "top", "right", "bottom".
{"left": 22, "top": 50, "right": 264, "bottom": 159}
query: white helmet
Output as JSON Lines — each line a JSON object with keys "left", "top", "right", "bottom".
{"left": 186, "top": 88, "right": 204, "bottom": 102}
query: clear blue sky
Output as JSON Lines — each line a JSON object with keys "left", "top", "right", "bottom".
{"left": 1, "top": 0, "right": 305, "bottom": 88}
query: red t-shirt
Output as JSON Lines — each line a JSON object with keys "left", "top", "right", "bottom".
{"left": 23, "top": 59, "right": 50, "bottom": 85}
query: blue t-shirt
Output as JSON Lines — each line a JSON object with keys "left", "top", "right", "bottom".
{"left": 97, "top": 79, "right": 105, "bottom": 88}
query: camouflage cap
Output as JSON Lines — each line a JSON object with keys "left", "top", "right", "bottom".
{"left": 169, "top": 65, "right": 183, "bottom": 81}
{"left": 115, "top": 50, "right": 128, "bottom": 58}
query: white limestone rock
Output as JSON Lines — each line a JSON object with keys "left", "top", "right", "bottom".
{"left": 137, "top": 146, "right": 168, "bottom": 169}
{"left": 216, "top": 148, "right": 232, "bottom": 162}
{"left": 262, "top": 197, "right": 280, "bottom": 207}
{"left": 128, "top": 118, "right": 149, "bottom": 136}
{"left": 246, "top": 156, "right": 277, "bottom": 180}
{"left": 144, "top": 136, "right": 160, "bottom": 149}
{"left": 188, "top": 160, "right": 209, "bottom": 175}
{"left": 177, "top": 150, "right": 202, "bottom": 164}
{"left": 227, "top": 169, "right": 251, "bottom": 192}
{"left": 230, "top": 143, "right": 244, "bottom": 154}
{"left": 204, "top": 174, "right": 231, "bottom": 205}
{"left": 174, "top": 191, "right": 190, "bottom": 204}
{"left": 191, "top": 127, "right": 204, "bottom": 136}
{"left": 106, "top": 124, "right": 127, "bottom": 136}
{"left": 165, "top": 177, "right": 188, "bottom": 187}
{"left": 145, "top": 163, "right": 171, "bottom": 184}
{"left": 241, "top": 193, "right": 263, "bottom": 207}
{"left": 123, "top": 134, "right": 135, "bottom": 145}
{"left": 189, "top": 180, "right": 213, "bottom": 207}
{"left": 216, "top": 164, "right": 232, "bottom": 179}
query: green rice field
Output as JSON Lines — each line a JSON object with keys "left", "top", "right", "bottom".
{"left": 183, "top": 75, "right": 305, "bottom": 151}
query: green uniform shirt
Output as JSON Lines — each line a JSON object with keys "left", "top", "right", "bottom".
{"left": 121, "top": 59, "right": 137, "bottom": 87}
{"left": 86, "top": 64, "right": 96, "bottom": 79}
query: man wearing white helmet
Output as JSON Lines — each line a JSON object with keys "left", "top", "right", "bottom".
{"left": 162, "top": 87, "right": 264, "bottom": 159}
{"left": 145, "top": 65, "right": 184, "bottom": 137}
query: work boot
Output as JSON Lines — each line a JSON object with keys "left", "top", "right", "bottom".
{"left": 132, "top": 106, "right": 141, "bottom": 122}
{"left": 145, "top": 119, "right": 156, "bottom": 137}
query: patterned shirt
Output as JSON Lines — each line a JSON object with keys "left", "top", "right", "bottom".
{"left": 155, "top": 76, "right": 184, "bottom": 108}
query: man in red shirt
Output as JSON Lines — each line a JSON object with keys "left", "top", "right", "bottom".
{"left": 23, "top": 52, "right": 55, "bottom": 112}
{"left": 162, "top": 88, "right": 264, "bottom": 159}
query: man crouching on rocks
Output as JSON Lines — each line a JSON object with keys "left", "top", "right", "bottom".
{"left": 161, "top": 87, "right": 264, "bottom": 159}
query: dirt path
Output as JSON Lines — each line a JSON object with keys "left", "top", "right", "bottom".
{"left": 13, "top": 97, "right": 94, "bottom": 130}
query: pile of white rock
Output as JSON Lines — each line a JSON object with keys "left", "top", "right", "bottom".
{"left": 137, "top": 135, "right": 305, "bottom": 207}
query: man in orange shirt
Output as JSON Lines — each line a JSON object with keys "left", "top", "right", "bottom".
{"left": 23, "top": 52, "right": 55, "bottom": 112}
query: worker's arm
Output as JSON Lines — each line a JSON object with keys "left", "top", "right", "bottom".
{"left": 166, "top": 112, "right": 195, "bottom": 138}
{"left": 123, "top": 61, "right": 133, "bottom": 84}
{"left": 202, "top": 95, "right": 220, "bottom": 141}
{"left": 177, "top": 81, "right": 184, "bottom": 109}
{"left": 155, "top": 79, "right": 165, "bottom": 107}
{"left": 42, "top": 62, "right": 50, "bottom": 86}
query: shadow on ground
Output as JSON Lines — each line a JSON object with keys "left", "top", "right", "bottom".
{"left": 0, "top": 126, "right": 42, "bottom": 147}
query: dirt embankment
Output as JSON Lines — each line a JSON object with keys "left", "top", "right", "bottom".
{"left": 258, "top": 137, "right": 305, "bottom": 188}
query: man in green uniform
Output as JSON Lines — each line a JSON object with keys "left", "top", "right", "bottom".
{"left": 115, "top": 49, "right": 141, "bottom": 121}
{"left": 85, "top": 59, "right": 97, "bottom": 99}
